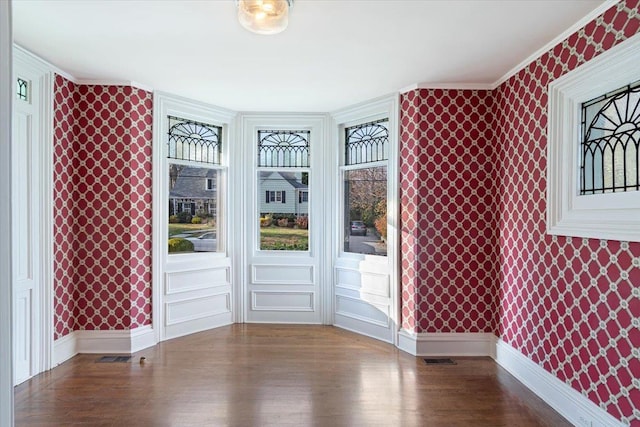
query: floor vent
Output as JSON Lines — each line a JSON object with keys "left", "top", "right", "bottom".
{"left": 423, "top": 358, "right": 456, "bottom": 365}
{"left": 96, "top": 356, "right": 131, "bottom": 363}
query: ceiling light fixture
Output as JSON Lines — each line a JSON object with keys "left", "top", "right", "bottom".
{"left": 236, "top": 0, "right": 293, "bottom": 35}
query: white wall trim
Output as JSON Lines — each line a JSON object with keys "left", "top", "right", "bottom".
{"left": 75, "top": 79, "right": 154, "bottom": 92}
{"left": 0, "top": 1, "right": 14, "bottom": 424}
{"left": 75, "top": 326, "right": 156, "bottom": 354}
{"left": 13, "top": 44, "right": 76, "bottom": 83}
{"left": 153, "top": 91, "right": 237, "bottom": 342}
{"left": 14, "top": 45, "right": 56, "bottom": 378}
{"left": 399, "top": 82, "right": 494, "bottom": 93}
{"left": 53, "top": 332, "right": 77, "bottom": 366}
{"left": 397, "top": 330, "right": 497, "bottom": 357}
{"left": 495, "top": 339, "right": 624, "bottom": 427}
{"left": 547, "top": 31, "right": 640, "bottom": 242}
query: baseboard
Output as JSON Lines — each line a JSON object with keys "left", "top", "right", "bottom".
{"left": 54, "top": 326, "right": 157, "bottom": 358}
{"left": 53, "top": 331, "right": 78, "bottom": 366}
{"left": 130, "top": 325, "right": 157, "bottom": 353}
{"left": 397, "top": 329, "right": 497, "bottom": 357}
{"left": 494, "top": 339, "right": 624, "bottom": 427}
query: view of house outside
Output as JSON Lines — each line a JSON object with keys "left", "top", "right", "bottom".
{"left": 259, "top": 171, "right": 309, "bottom": 251}
{"left": 167, "top": 164, "right": 219, "bottom": 254}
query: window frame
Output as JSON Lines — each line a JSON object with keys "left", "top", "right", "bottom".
{"left": 339, "top": 117, "right": 390, "bottom": 258}
{"left": 547, "top": 33, "right": 640, "bottom": 242}
{"left": 166, "top": 125, "right": 225, "bottom": 256}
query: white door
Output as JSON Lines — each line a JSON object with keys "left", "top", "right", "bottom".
{"left": 153, "top": 94, "right": 236, "bottom": 341}
{"left": 12, "top": 65, "right": 41, "bottom": 384}
{"left": 243, "top": 115, "right": 328, "bottom": 323}
{"left": 332, "top": 97, "right": 399, "bottom": 343}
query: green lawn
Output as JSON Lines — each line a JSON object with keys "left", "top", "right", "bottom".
{"left": 260, "top": 226, "right": 308, "bottom": 251}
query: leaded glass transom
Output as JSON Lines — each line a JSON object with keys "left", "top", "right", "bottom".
{"left": 258, "top": 130, "right": 310, "bottom": 168}
{"left": 581, "top": 80, "right": 640, "bottom": 194}
{"left": 345, "top": 119, "right": 389, "bottom": 166}
{"left": 167, "top": 116, "right": 222, "bottom": 165}
{"left": 17, "top": 78, "right": 28, "bottom": 101}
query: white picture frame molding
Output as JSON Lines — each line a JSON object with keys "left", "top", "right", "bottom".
{"left": 547, "top": 32, "right": 640, "bottom": 243}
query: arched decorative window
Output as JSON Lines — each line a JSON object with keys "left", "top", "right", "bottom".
{"left": 166, "top": 115, "right": 223, "bottom": 254}
{"left": 581, "top": 80, "right": 640, "bottom": 194}
{"left": 547, "top": 34, "right": 640, "bottom": 242}
{"left": 341, "top": 118, "right": 389, "bottom": 256}
{"left": 258, "top": 130, "right": 310, "bottom": 168}
{"left": 168, "top": 116, "right": 222, "bottom": 165}
{"left": 345, "top": 119, "right": 389, "bottom": 166}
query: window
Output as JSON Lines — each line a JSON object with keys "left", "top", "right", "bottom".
{"left": 580, "top": 81, "right": 639, "bottom": 195}
{"left": 548, "top": 35, "right": 640, "bottom": 242}
{"left": 266, "top": 190, "right": 285, "bottom": 203}
{"left": 258, "top": 130, "right": 310, "bottom": 251}
{"left": 299, "top": 191, "right": 308, "bottom": 203}
{"left": 167, "top": 116, "right": 222, "bottom": 253}
{"left": 342, "top": 119, "right": 388, "bottom": 256}
{"left": 16, "top": 77, "right": 28, "bottom": 101}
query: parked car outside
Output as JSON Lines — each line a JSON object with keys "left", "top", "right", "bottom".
{"left": 350, "top": 220, "right": 367, "bottom": 236}
{"left": 188, "top": 232, "right": 217, "bottom": 252}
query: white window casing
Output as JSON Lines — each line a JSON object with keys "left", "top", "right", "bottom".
{"left": 547, "top": 32, "right": 640, "bottom": 243}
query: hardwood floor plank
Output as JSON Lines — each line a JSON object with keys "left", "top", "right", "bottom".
{"left": 15, "top": 325, "right": 569, "bottom": 426}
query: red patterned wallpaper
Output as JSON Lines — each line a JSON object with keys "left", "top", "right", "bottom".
{"left": 53, "top": 77, "right": 153, "bottom": 338}
{"left": 53, "top": 75, "right": 79, "bottom": 339}
{"left": 493, "top": 1, "right": 640, "bottom": 424}
{"left": 399, "top": 89, "right": 499, "bottom": 333}
{"left": 400, "top": 1, "right": 640, "bottom": 424}
{"left": 128, "top": 89, "right": 153, "bottom": 328}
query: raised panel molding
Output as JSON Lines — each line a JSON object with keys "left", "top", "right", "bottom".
{"left": 166, "top": 267, "right": 229, "bottom": 295}
{"left": 335, "top": 294, "right": 389, "bottom": 327}
{"left": 251, "top": 291, "right": 315, "bottom": 312}
{"left": 166, "top": 293, "right": 231, "bottom": 326}
{"left": 251, "top": 264, "right": 314, "bottom": 285}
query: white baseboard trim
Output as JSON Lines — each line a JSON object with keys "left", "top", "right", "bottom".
{"left": 53, "top": 332, "right": 78, "bottom": 366}
{"left": 54, "top": 326, "right": 156, "bottom": 361}
{"left": 397, "top": 329, "right": 497, "bottom": 357}
{"left": 76, "top": 326, "right": 156, "bottom": 354}
{"left": 130, "top": 325, "right": 157, "bottom": 353}
{"left": 494, "top": 339, "right": 624, "bottom": 427}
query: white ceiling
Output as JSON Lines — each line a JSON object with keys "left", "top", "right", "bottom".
{"left": 13, "top": 0, "right": 607, "bottom": 112}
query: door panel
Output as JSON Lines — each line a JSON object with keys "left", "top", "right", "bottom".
{"left": 12, "top": 70, "right": 40, "bottom": 385}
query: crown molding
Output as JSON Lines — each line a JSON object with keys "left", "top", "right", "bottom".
{"left": 13, "top": 43, "right": 76, "bottom": 82}
{"left": 12, "top": 44, "right": 155, "bottom": 92}
{"left": 76, "top": 79, "right": 154, "bottom": 92}
{"left": 399, "top": 82, "right": 493, "bottom": 94}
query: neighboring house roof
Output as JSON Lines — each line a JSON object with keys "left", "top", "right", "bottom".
{"left": 262, "top": 171, "right": 308, "bottom": 190}
{"left": 169, "top": 166, "right": 217, "bottom": 199}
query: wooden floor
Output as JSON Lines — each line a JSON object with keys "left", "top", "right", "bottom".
{"left": 15, "top": 325, "right": 569, "bottom": 426}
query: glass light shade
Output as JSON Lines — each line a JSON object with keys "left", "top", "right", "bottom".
{"left": 237, "top": 0, "right": 291, "bottom": 35}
